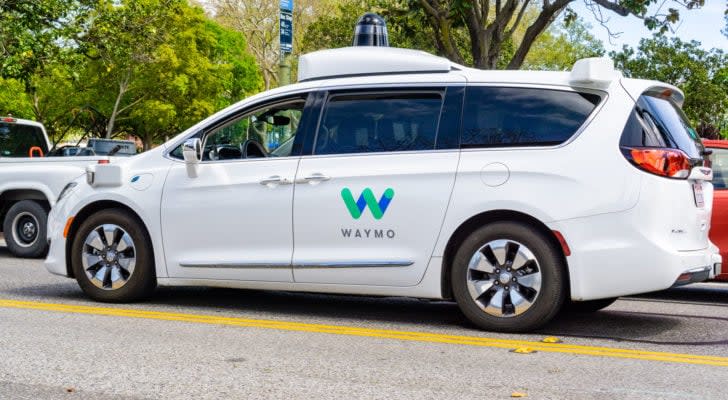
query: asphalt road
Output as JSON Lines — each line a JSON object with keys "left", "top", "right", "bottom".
{"left": 1, "top": 238, "right": 727, "bottom": 400}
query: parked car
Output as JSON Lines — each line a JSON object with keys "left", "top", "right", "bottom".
{"left": 0, "top": 117, "right": 113, "bottom": 257}
{"left": 704, "top": 139, "right": 728, "bottom": 281}
{"left": 47, "top": 146, "right": 97, "bottom": 157}
{"left": 44, "top": 47, "right": 718, "bottom": 332}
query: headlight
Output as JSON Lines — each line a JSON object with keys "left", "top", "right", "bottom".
{"left": 57, "top": 182, "right": 78, "bottom": 202}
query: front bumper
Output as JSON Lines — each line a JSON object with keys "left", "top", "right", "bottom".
{"left": 44, "top": 192, "right": 75, "bottom": 278}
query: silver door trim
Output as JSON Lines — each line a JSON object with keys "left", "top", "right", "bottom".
{"left": 179, "top": 263, "right": 291, "bottom": 269}
{"left": 293, "top": 261, "right": 414, "bottom": 269}
{"left": 179, "top": 261, "right": 414, "bottom": 269}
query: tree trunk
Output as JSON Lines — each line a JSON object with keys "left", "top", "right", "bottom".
{"left": 106, "top": 73, "right": 130, "bottom": 138}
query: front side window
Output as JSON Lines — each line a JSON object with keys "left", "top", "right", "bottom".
{"left": 0, "top": 122, "right": 48, "bottom": 157}
{"left": 202, "top": 100, "right": 305, "bottom": 161}
{"left": 709, "top": 148, "right": 728, "bottom": 189}
{"left": 461, "top": 87, "right": 601, "bottom": 148}
{"left": 169, "top": 99, "right": 305, "bottom": 161}
{"left": 314, "top": 92, "right": 443, "bottom": 155}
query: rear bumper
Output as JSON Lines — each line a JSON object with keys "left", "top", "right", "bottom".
{"left": 710, "top": 244, "right": 723, "bottom": 280}
{"left": 552, "top": 212, "right": 716, "bottom": 301}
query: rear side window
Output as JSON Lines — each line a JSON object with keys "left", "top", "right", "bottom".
{"left": 0, "top": 122, "right": 48, "bottom": 157}
{"left": 620, "top": 94, "right": 704, "bottom": 160}
{"left": 314, "top": 92, "right": 442, "bottom": 155}
{"left": 708, "top": 148, "right": 728, "bottom": 189}
{"left": 461, "top": 87, "right": 601, "bottom": 148}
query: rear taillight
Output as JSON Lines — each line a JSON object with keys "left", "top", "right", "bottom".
{"left": 622, "top": 147, "right": 691, "bottom": 179}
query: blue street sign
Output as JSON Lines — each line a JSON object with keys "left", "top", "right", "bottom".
{"left": 280, "top": 0, "right": 293, "bottom": 11}
{"left": 280, "top": 10, "right": 293, "bottom": 53}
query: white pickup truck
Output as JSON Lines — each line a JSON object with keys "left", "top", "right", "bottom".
{"left": 0, "top": 116, "right": 123, "bottom": 257}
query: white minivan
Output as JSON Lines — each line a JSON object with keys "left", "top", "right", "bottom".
{"left": 44, "top": 47, "right": 719, "bottom": 332}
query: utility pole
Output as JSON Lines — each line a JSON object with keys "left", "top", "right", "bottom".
{"left": 278, "top": 0, "right": 293, "bottom": 86}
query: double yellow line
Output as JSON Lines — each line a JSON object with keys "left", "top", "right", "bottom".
{"left": 2, "top": 298, "right": 727, "bottom": 367}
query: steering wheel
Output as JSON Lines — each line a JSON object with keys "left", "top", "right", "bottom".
{"left": 241, "top": 139, "right": 268, "bottom": 159}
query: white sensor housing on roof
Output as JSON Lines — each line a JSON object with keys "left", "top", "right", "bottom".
{"left": 569, "top": 57, "right": 618, "bottom": 89}
{"left": 297, "top": 47, "right": 452, "bottom": 82}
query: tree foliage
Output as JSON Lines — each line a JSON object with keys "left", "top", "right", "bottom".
{"left": 411, "top": 0, "right": 714, "bottom": 69}
{"left": 523, "top": 17, "right": 605, "bottom": 70}
{"left": 0, "top": 0, "right": 262, "bottom": 148}
{"left": 208, "top": 0, "right": 330, "bottom": 90}
{"left": 611, "top": 36, "right": 728, "bottom": 138}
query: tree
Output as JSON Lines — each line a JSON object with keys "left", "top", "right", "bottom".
{"left": 0, "top": 0, "right": 90, "bottom": 84}
{"left": 76, "top": 0, "right": 187, "bottom": 138}
{"left": 73, "top": 0, "right": 262, "bottom": 147}
{"left": 302, "top": 0, "right": 437, "bottom": 54}
{"left": 412, "top": 0, "right": 713, "bottom": 69}
{"left": 611, "top": 36, "right": 728, "bottom": 138}
{"left": 523, "top": 17, "right": 604, "bottom": 70}
{"left": 208, "top": 0, "right": 330, "bottom": 89}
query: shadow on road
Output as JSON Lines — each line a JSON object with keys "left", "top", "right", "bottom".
{"left": 2, "top": 242, "right": 726, "bottom": 347}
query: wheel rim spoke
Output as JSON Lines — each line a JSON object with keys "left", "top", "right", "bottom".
{"left": 467, "top": 279, "right": 495, "bottom": 301}
{"left": 468, "top": 251, "right": 496, "bottom": 274}
{"left": 509, "top": 288, "right": 533, "bottom": 315}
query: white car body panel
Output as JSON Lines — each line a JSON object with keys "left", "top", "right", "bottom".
{"left": 44, "top": 48, "right": 715, "bottom": 306}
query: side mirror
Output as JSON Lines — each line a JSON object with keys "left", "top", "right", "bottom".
{"left": 182, "top": 138, "right": 202, "bottom": 164}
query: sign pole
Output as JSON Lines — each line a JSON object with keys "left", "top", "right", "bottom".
{"left": 278, "top": 0, "right": 293, "bottom": 86}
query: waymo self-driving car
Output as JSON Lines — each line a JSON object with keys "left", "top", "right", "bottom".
{"left": 44, "top": 46, "right": 720, "bottom": 332}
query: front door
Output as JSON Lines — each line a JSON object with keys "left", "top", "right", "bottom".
{"left": 292, "top": 86, "right": 463, "bottom": 286}
{"left": 161, "top": 94, "right": 312, "bottom": 281}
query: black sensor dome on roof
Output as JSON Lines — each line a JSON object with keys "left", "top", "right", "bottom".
{"left": 353, "top": 13, "right": 389, "bottom": 47}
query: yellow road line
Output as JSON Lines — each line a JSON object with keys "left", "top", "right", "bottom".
{"left": 1, "top": 298, "right": 727, "bottom": 367}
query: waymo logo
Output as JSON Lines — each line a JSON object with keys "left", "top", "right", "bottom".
{"left": 341, "top": 188, "right": 394, "bottom": 220}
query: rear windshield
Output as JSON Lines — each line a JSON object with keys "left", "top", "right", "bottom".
{"left": 620, "top": 94, "right": 704, "bottom": 160}
{"left": 0, "top": 122, "right": 48, "bottom": 157}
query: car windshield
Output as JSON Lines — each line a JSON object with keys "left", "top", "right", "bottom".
{"left": 0, "top": 122, "right": 48, "bottom": 157}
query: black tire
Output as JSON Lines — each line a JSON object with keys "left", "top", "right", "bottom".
{"left": 451, "top": 221, "right": 567, "bottom": 333}
{"left": 71, "top": 208, "right": 156, "bottom": 302}
{"left": 2, "top": 200, "right": 49, "bottom": 258}
{"left": 564, "top": 297, "right": 618, "bottom": 313}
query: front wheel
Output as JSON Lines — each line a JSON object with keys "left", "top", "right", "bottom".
{"left": 451, "top": 222, "right": 566, "bottom": 332}
{"left": 71, "top": 209, "right": 156, "bottom": 302}
{"left": 2, "top": 200, "right": 49, "bottom": 258}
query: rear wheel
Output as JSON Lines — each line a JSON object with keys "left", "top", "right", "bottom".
{"left": 564, "top": 297, "right": 618, "bottom": 313}
{"left": 71, "top": 209, "right": 156, "bottom": 302}
{"left": 2, "top": 200, "right": 49, "bottom": 258}
{"left": 451, "top": 222, "right": 566, "bottom": 332}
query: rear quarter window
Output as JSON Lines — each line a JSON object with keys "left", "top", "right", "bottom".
{"left": 461, "top": 87, "right": 601, "bottom": 148}
{"left": 620, "top": 94, "right": 704, "bottom": 160}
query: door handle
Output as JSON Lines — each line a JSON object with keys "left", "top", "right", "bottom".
{"left": 296, "top": 173, "right": 331, "bottom": 184}
{"left": 259, "top": 175, "right": 292, "bottom": 187}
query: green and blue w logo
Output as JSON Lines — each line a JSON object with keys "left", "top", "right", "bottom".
{"left": 341, "top": 188, "right": 395, "bottom": 220}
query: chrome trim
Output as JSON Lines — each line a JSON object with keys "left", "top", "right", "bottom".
{"left": 294, "top": 261, "right": 414, "bottom": 269}
{"left": 178, "top": 261, "right": 414, "bottom": 269}
{"left": 180, "top": 263, "right": 291, "bottom": 269}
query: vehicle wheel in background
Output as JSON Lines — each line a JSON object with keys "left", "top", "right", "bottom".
{"left": 2, "top": 200, "right": 49, "bottom": 258}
